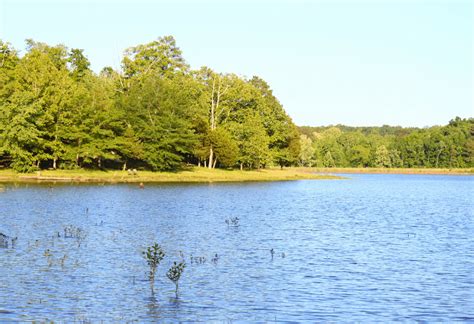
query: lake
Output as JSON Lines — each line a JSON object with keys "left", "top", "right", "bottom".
{"left": 0, "top": 174, "right": 473, "bottom": 321}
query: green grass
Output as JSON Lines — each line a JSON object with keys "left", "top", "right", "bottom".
{"left": 0, "top": 167, "right": 342, "bottom": 183}
{"left": 2, "top": 166, "right": 468, "bottom": 184}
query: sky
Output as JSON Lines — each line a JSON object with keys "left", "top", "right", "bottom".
{"left": 0, "top": 0, "right": 472, "bottom": 127}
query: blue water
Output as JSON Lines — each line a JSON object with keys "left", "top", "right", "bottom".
{"left": 0, "top": 174, "right": 473, "bottom": 321}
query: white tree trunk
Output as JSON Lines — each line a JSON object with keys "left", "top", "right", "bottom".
{"left": 208, "top": 145, "right": 214, "bottom": 169}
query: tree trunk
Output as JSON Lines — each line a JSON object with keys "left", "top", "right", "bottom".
{"left": 208, "top": 145, "right": 214, "bottom": 169}
{"left": 76, "top": 138, "right": 82, "bottom": 167}
{"left": 122, "top": 161, "right": 127, "bottom": 171}
{"left": 204, "top": 160, "right": 207, "bottom": 168}
{"left": 213, "top": 158, "right": 217, "bottom": 169}
{"left": 240, "top": 163, "right": 243, "bottom": 171}
{"left": 98, "top": 157, "right": 102, "bottom": 168}
{"left": 53, "top": 157, "right": 57, "bottom": 169}
{"left": 198, "top": 160, "right": 201, "bottom": 167}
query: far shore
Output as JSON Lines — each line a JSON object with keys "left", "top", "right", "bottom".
{"left": 0, "top": 167, "right": 342, "bottom": 184}
{"left": 305, "top": 167, "right": 473, "bottom": 175}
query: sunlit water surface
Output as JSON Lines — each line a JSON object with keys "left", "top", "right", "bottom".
{"left": 0, "top": 174, "right": 473, "bottom": 321}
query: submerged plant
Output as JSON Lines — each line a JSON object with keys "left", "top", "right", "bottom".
{"left": 0, "top": 233, "right": 17, "bottom": 249}
{"left": 44, "top": 249, "right": 54, "bottom": 266}
{"left": 63, "top": 225, "right": 87, "bottom": 247}
{"left": 225, "top": 217, "right": 240, "bottom": 227}
{"left": 143, "top": 243, "right": 165, "bottom": 290}
{"left": 60, "top": 254, "right": 68, "bottom": 267}
{"left": 190, "top": 254, "right": 207, "bottom": 264}
{"left": 0, "top": 233, "right": 9, "bottom": 248}
{"left": 166, "top": 261, "right": 186, "bottom": 297}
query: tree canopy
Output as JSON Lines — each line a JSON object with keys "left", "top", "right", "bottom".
{"left": 0, "top": 36, "right": 301, "bottom": 171}
{"left": 298, "top": 118, "right": 474, "bottom": 168}
{"left": 0, "top": 37, "right": 471, "bottom": 172}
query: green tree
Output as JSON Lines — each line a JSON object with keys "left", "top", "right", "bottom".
{"left": 0, "top": 41, "right": 20, "bottom": 166}
{"left": 389, "top": 149, "right": 403, "bottom": 167}
{"left": 195, "top": 70, "right": 237, "bottom": 168}
{"left": 208, "top": 128, "right": 238, "bottom": 167}
{"left": 68, "top": 73, "right": 126, "bottom": 169}
{"left": 122, "top": 36, "right": 188, "bottom": 78}
{"left": 299, "top": 134, "right": 314, "bottom": 166}
{"left": 230, "top": 112, "right": 271, "bottom": 169}
{"left": 68, "top": 48, "right": 91, "bottom": 81}
{"left": 1, "top": 41, "right": 74, "bottom": 171}
{"left": 350, "top": 145, "right": 371, "bottom": 167}
{"left": 374, "top": 145, "right": 391, "bottom": 168}
{"left": 323, "top": 151, "right": 335, "bottom": 167}
{"left": 249, "top": 76, "right": 300, "bottom": 167}
{"left": 119, "top": 75, "right": 197, "bottom": 170}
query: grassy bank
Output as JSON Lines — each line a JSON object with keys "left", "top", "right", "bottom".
{"left": 0, "top": 167, "right": 341, "bottom": 184}
{"left": 306, "top": 167, "right": 474, "bottom": 175}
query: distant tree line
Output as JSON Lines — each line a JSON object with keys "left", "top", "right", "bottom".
{"left": 298, "top": 117, "right": 474, "bottom": 168}
{"left": 0, "top": 37, "right": 300, "bottom": 172}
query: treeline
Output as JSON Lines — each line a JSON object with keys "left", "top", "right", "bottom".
{"left": 0, "top": 37, "right": 300, "bottom": 172}
{"left": 298, "top": 117, "right": 474, "bottom": 168}
{"left": 1, "top": 37, "right": 471, "bottom": 172}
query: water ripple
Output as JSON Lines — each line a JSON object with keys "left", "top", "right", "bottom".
{"left": 0, "top": 174, "right": 473, "bottom": 321}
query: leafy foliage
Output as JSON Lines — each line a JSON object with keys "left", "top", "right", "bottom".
{"left": 298, "top": 117, "right": 474, "bottom": 168}
{"left": 1, "top": 37, "right": 470, "bottom": 172}
{"left": 166, "top": 261, "right": 186, "bottom": 295}
{"left": 0, "top": 37, "right": 303, "bottom": 172}
{"left": 143, "top": 243, "right": 165, "bottom": 284}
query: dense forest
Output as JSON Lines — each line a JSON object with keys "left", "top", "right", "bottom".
{"left": 0, "top": 37, "right": 472, "bottom": 172}
{"left": 0, "top": 37, "right": 300, "bottom": 172}
{"left": 298, "top": 118, "right": 473, "bottom": 168}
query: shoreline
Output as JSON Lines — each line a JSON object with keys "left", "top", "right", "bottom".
{"left": 0, "top": 167, "right": 471, "bottom": 184}
{"left": 305, "top": 167, "right": 473, "bottom": 175}
{"left": 0, "top": 168, "right": 342, "bottom": 184}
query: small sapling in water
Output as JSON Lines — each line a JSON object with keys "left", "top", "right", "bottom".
{"left": 190, "top": 255, "right": 206, "bottom": 264}
{"left": 11, "top": 237, "right": 17, "bottom": 248}
{"left": 143, "top": 243, "right": 165, "bottom": 291}
{"left": 225, "top": 217, "right": 240, "bottom": 227}
{"left": 63, "top": 225, "right": 87, "bottom": 247}
{"left": 44, "top": 249, "right": 53, "bottom": 266}
{"left": 0, "top": 233, "right": 8, "bottom": 248}
{"left": 166, "top": 261, "right": 186, "bottom": 297}
{"left": 60, "top": 254, "right": 68, "bottom": 267}
{"left": 0, "top": 233, "right": 17, "bottom": 249}
{"left": 211, "top": 253, "right": 219, "bottom": 264}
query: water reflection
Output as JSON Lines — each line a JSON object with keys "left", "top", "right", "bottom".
{"left": 145, "top": 294, "right": 161, "bottom": 320}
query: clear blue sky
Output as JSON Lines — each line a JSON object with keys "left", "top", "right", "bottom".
{"left": 1, "top": 0, "right": 472, "bottom": 127}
